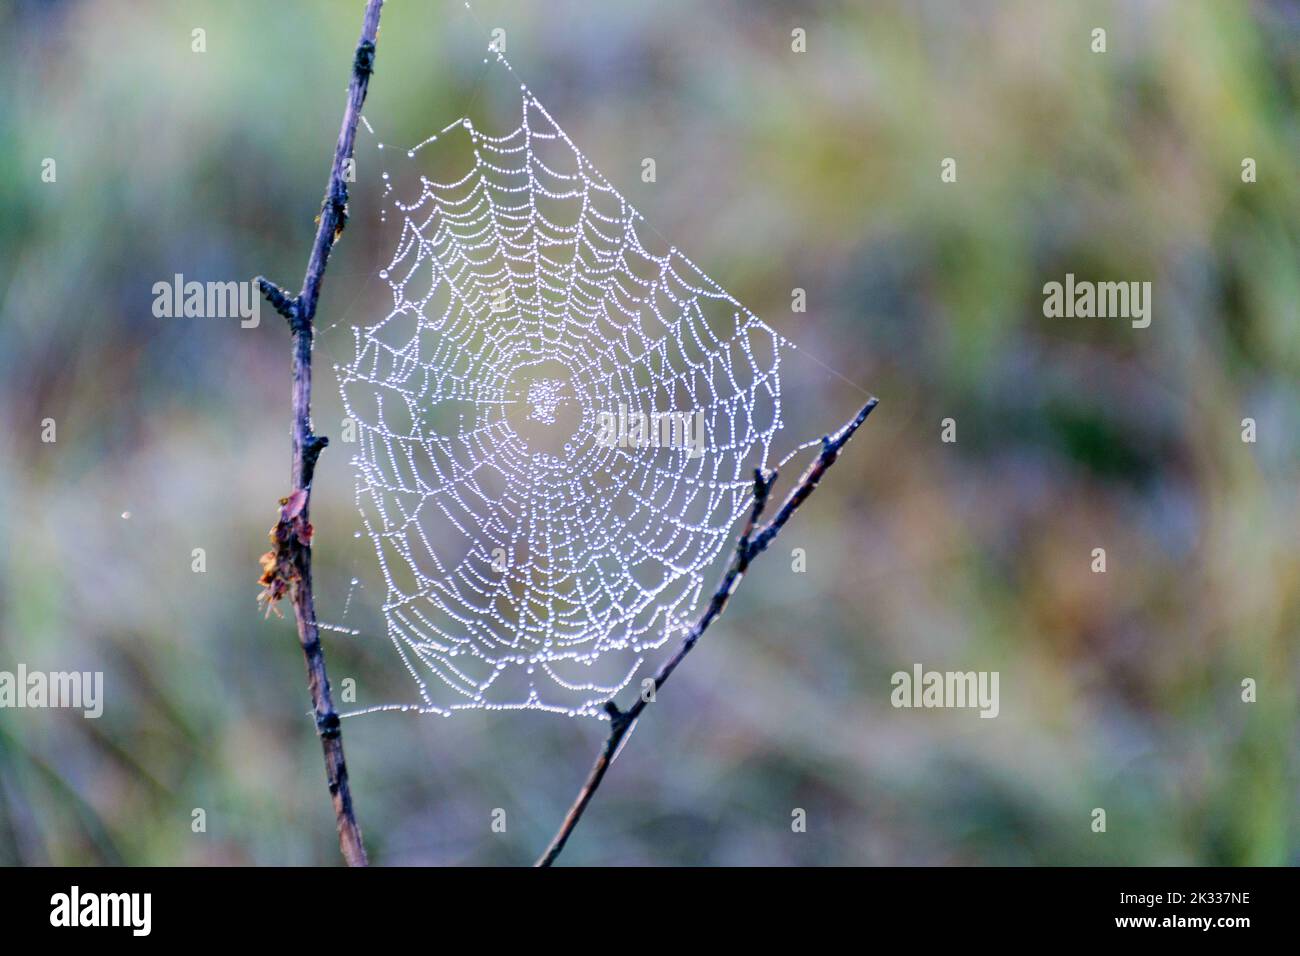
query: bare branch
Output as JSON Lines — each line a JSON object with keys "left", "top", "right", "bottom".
{"left": 255, "top": 276, "right": 298, "bottom": 327}
{"left": 535, "top": 396, "right": 879, "bottom": 866}
{"left": 257, "top": 0, "right": 385, "bottom": 867}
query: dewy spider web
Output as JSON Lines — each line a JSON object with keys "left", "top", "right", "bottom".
{"left": 339, "top": 51, "right": 802, "bottom": 719}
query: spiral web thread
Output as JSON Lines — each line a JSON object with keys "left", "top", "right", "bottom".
{"left": 339, "top": 52, "right": 799, "bottom": 719}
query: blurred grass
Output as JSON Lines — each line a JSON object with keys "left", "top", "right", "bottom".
{"left": 0, "top": 0, "right": 1296, "bottom": 865}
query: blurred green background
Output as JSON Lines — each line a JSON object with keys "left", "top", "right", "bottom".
{"left": 0, "top": 0, "right": 1297, "bottom": 865}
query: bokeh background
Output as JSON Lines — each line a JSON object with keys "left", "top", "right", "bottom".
{"left": 1, "top": 0, "right": 1297, "bottom": 865}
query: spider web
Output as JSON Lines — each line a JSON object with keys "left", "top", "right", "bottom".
{"left": 338, "top": 52, "right": 796, "bottom": 718}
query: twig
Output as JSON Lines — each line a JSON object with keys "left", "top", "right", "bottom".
{"left": 535, "top": 396, "right": 879, "bottom": 866}
{"left": 255, "top": 0, "right": 384, "bottom": 867}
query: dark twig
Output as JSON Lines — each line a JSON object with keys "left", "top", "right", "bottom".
{"left": 255, "top": 0, "right": 384, "bottom": 867}
{"left": 256, "top": 277, "right": 297, "bottom": 326}
{"left": 535, "top": 397, "right": 879, "bottom": 866}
